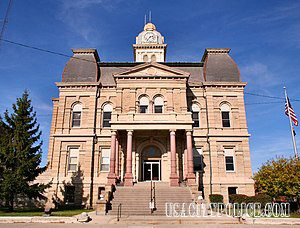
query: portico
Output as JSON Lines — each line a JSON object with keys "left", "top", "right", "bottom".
{"left": 107, "top": 127, "right": 196, "bottom": 187}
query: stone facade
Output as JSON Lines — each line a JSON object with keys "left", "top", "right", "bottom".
{"left": 40, "top": 22, "right": 254, "bottom": 209}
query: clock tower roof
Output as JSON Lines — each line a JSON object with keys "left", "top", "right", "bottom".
{"left": 144, "top": 22, "right": 156, "bottom": 31}
{"left": 134, "top": 21, "right": 167, "bottom": 62}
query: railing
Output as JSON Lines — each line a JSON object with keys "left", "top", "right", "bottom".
{"left": 150, "top": 181, "right": 156, "bottom": 214}
{"left": 117, "top": 203, "right": 122, "bottom": 221}
{"left": 153, "top": 182, "right": 156, "bottom": 211}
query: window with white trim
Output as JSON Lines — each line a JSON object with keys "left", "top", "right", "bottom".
{"left": 191, "top": 104, "right": 200, "bottom": 128}
{"left": 68, "top": 148, "right": 79, "bottom": 172}
{"left": 193, "top": 148, "right": 203, "bottom": 171}
{"left": 100, "top": 148, "right": 110, "bottom": 171}
{"left": 72, "top": 103, "right": 82, "bottom": 127}
{"left": 224, "top": 148, "right": 235, "bottom": 171}
{"left": 139, "top": 96, "right": 149, "bottom": 113}
{"left": 102, "top": 104, "right": 112, "bottom": 128}
{"left": 221, "top": 103, "right": 231, "bottom": 127}
{"left": 154, "top": 96, "right": 163, "bottom": 113}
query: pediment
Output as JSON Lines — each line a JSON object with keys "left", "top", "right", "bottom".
{"left": 113, "top": 62, "right": 190, "bottom": 78}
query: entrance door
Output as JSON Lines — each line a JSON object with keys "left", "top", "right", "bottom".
{"left": 143, "top": 160, "right": 160, "bottom": 181}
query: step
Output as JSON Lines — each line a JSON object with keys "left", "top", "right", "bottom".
{"left": 108, "top": 185, "right": 193, "bottom": 216}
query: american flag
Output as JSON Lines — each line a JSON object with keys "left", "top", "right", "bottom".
{"left": 285, "top": 97, "right": 298, "bottom": 126}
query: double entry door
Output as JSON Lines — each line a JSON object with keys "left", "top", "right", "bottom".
{"left": 143, "top": 160, "right": 161, "bottom": 181}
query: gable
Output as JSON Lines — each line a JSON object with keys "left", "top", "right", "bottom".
{"left": 113, "top": 62, "right": 190, "bottom": 78}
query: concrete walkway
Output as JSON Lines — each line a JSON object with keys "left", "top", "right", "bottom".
{"left": 0, "top": 224, "right": 300, "bottom": 228}
{"left": 0, "top": 212, "right": 299, "bottom": 226}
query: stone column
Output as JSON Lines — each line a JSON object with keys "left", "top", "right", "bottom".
{"left": 124, "top": 130, "right": 133, "bottom": 186}
{"left": 115, "top": 136, "right": 119, "bottom": 178}
{"left": 107, "top": 130, "right": 117, "bottom": 185}
{"left": 170, "top": 130, "right": 179, "bottom": 186}
{"left": 184, "top": 149, "right": 188, "bottom": 179}
{"left": 149, "top": 100, "right": 153, "bottom": 113}
{"left": 186, "top": 130, "right": 196, "bottom": 185}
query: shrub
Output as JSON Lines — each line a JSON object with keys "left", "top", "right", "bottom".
{"left": 209, "top": 194, "right": 224, "bottom": 204}
{"left": 229, "top": 194, "right": 272, "bottom": 207}
{"left": 251, "top": 194, "right": 272, "bottom": 207}
{"left": 229, "top": 194, "right": 248, "bottom": 204}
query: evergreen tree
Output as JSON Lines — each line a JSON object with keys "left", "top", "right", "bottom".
{"left": 0, "top": 91, "right": 49, "bottom": 211}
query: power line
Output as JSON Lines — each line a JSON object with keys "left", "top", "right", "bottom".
{"left": 0, "top": 38, "right": 129, "bottom": 71}
{"left": 245, "top": 101, "right": 285, "bottom": 105}
{"left": 1, "top": 38, "right": 300, "bottom": 105}
{"left": 0, "top": 38, "right": 98, "bottom": 64}
{"left": 0, "top": 0, "right": 13, "bottom": 47}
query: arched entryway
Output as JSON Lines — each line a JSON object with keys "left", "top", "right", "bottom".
{"left": 142, "top": 146, "right": 161, "bottom": 181}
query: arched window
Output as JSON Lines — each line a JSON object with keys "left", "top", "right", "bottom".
{"left": 220, "top": 103, "right": 231, "bottom": 127}
{"left": 154, "top": 96, "right": 163, "bottom": 113}
{"left": 191, "top": 103, "right": 200, "bottom": 128}
{"left": 72, "top": 103, "right": 82, "bottom": 127}
{"left": 103, "top": 103, "right": 112, "bottom": 128}
{"left": 151, "top": 54, "right": 156, "bottom": 62}
{"left": 143, "top": 55, "right": 148, "bottom": 62}
{"left": 139, "top": 96, "right": 149, "bottom": 113}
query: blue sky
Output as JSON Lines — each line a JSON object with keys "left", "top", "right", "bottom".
{"left": 1, "top": 0, "right": 300, "bottom": 172}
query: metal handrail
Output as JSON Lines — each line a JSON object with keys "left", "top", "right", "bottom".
{"left": 150, "top": 181, "right": 157, "bottom": 214}
{"left": 150, "top": 181, "right": 153, "bottom": 214}
{"left": 153, "top": 182, "right": 156, "bottom": 211}
{"left": 117, "top": 203, "right": 122, "bottom": 221}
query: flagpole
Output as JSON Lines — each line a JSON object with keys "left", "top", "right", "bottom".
{"left": 284, "top": 86, "right": 299, "bottom": 159}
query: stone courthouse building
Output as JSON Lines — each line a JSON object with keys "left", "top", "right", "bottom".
{"left": 43, "top": 22, "right": 254, "bottom": 209}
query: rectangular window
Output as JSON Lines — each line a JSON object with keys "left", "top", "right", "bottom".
{"left": 225, "top": 156, "right": 234, "bottom": 171}
{"left": 154, "top": 105, "right": 163, "bottom": 113}
{"left": 68, "top": 148, "right": 79, "bottom": 171}
{"left": 228, "top": 187, "right": 238, "bottom": 195}
{"left": 225, "top": 148, "right": 235, "bottom": 171}
{"left": 65, "top": 186, "right": 75, "bottom": 204}
{"left": 193, "top": 148, "right": 203, "bottom": 171}
{"left": 103, "top": 112, "right": 111, "bottom": 128}
{"left": 72, "top": 112, "right": 81, "bottom": 127}
{"left": 192, "top": 112, "right": 200, "bottom": 128}
{"left": 100, "top": 148, "right": 110, "bottom": 171}
{"left": 98, "top": 187, "right": 105, "bottom": 200}
{"left": 140, "top": 105, "right": 148, "bottom": 113}
{"left": 222, "top": 111, "right": 230, "bottom": 127}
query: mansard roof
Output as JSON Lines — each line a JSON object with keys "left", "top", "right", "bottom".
{"left": 61, "top": 48, "right": 241, "bottom": 86}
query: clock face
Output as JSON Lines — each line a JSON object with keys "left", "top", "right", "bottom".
{"left": 144, "top": 32, "right": 157, "bottom": 43}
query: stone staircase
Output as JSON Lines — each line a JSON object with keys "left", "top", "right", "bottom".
{"left": 108, "top": 182, "right": 193, "bottom": 216}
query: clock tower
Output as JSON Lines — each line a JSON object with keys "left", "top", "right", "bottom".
{"left": 133, "top": 22, "right": 167, "bottom": 62}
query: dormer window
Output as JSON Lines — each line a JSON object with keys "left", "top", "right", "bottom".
{"left": 154, "top": 96, "right": 163, "bottom": 113}
{"left": 72, "top": 103, "right": 82, "bottom": 128}
{"left": 139, "top": 96, "right": 149, "bottom": 113}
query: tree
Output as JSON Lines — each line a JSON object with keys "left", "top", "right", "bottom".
{"left": 253, "top": 157, "right": 300, "bottom": 202}
{"left": 0, "top": 91, "right": 49, "bottom": 211}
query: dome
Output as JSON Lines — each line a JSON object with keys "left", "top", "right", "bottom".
{"left": 144, "top": 22, "right": 156, "bottom": 31}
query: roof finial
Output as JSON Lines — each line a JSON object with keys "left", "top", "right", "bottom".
{"left": 144, "top": 14, "right": 147, "bottom": 25}
{"left": 149, "top": 11, "right": 152, "bottom": 23}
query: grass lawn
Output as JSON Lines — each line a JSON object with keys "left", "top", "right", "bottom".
{"left": 0, "top": 208, "right": 93, "bottom": 217}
